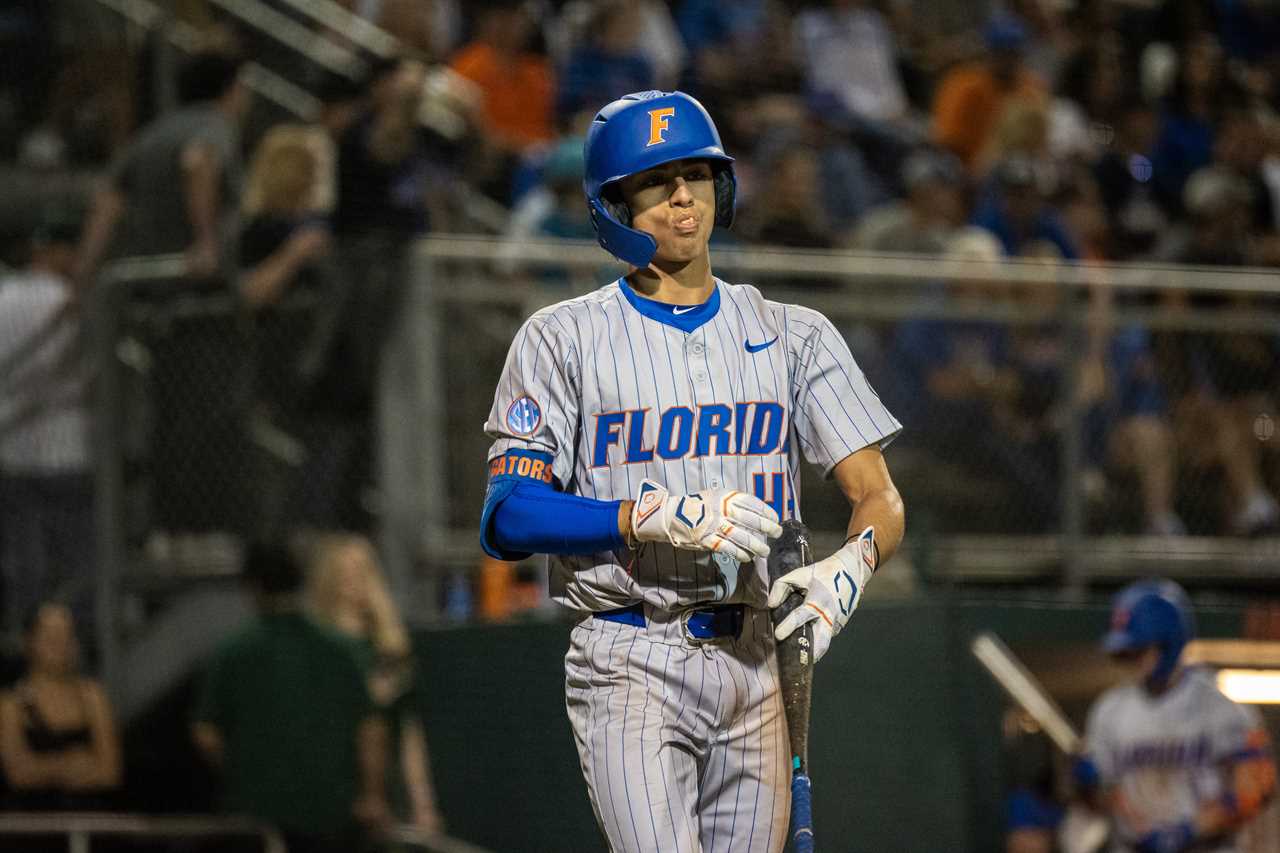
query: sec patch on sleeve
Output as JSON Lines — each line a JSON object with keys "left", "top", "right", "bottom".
{"left": 506, "top": 395, "right": 542, "bottom": 435}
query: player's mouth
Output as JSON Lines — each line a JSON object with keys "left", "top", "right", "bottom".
{"left": 673, "top": 215, "right": 700, "bottom": 236}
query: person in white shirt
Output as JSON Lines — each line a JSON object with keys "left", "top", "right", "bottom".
{"left": 0, "top": 209, "right": 93, "bottom": 650}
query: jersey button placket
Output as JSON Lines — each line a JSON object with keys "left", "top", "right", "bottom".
{"left": 688, "top": 335, "right": 709, "bottom": 386}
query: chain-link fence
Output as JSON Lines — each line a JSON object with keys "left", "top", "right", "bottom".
{"left": 5, "top": 239, "right": 1280, "bottom": 675}
{"left": 403, "top": 238, "right": 1280, "bottom": 592}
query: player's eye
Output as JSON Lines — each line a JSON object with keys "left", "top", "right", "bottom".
{"left": 685, "top": 167, "right": 712, "bottom": 181}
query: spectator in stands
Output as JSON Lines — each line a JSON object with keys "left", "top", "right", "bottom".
{"left": 892, "top": 224, "right": 1183, "bottom": 535}
{"left": 976, "top": 96, "right": 1053, "bottom": 181}
{"left": 1150, "top": 32, "right": 1236, "bottom": 217}
{"left": 793, "top": 0, "right": 912, "bottom": 129}
{"left": 373, "top": 0, "right": 442, "bottom": 59}
{"left": 556, "top": 2, "right": 655, "bottom": 121}
{"left": 308, "top": 534, "right": 444, "bottom": 833}
{"left": 327, "top": 56, "right": 450, "bottom": 535}
{"left": 450, "top": 1, "right": 554, "bottom": 201}
{"left": 974, "top": 155, "right": 1079, "bottom": 259}
{"left": 0, "top": 603, "right": 121, "bottom": 811}
{"left": 235, "top": 124, "right": 335, "bottom": 534}
{"left": 0, "top": 0, "right": 58, "bottom": 162}
{"left": 889, "top": 228, "right": 1061, "bottom": 532}
{"left": 1211, "top": 108, "right": 1276, "bottom": 234}
{"left": 0, "top": 210, "right": 93, "bottom": 648}
{"left": 1051, "top": 32, "right": 1132, "bottom": 164}
{"left": 735, "top": 145, "right": 835, "bottom": 249}
{"left": 332, "top": 56, "right": 440, "bottom": 240}
{"left": 1093, "top": 97, "right": 1168, "bottom": 259}
{"left": 1006, "top": 0, "right": 1074, "bottom": 88}
{"left": 309, "top": 72, "right": 371, "bottom": 216}
{"left": 73, "top": 51, "right": 249, "bottom": 289}
{"left": 675, "top": 0, "right": 796, "bottom": 102}
{"left": 632, "top": 2, "right": 688, "bottom": 91}
{"left": 1151, "top": 168, "right": 1280, "bottom": 535}
{"left": 193, "top": 540, "right": 390, "bottom": 853}
{"left": 848, "top": 147, "right": 968, "bottom": 254}
{"left": 932, "top": 13, "right": 1046, "bottom": 172}
{"left": 499, "top": 133, "right": 596, "bottom": 279}
{"left": 1014, "top": 241, "right": 1185, "bottom": 537}
{"left": 239, "top": 125, "right": 331, "bottom": 310}
{"left": 341, "top": 0, "right": 461, "bottom": 63}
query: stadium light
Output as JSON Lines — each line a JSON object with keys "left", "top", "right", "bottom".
{"left": 1216, "top": 669, "right": 1280, "bottom": 704}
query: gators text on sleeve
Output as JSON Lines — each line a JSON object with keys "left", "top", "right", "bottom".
{"left": 481, "top": 448, "right": 626, "bottom": 560}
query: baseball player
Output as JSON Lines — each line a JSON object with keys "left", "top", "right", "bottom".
{"left": 1076, "top": 579, "right": 1276, "bottom": 853}
{"left": 479, "top": 90, "right": 905, "bottom": 852}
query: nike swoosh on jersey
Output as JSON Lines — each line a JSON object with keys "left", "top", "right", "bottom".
{"left": 744, "top": 336, "right": 779, "bottom": 353}
{"left": 673, "top": 306, "right": 696, "bottom": 315}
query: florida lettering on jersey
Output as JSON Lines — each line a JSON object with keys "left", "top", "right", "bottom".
{"left": 484, "top": 277, "right": 900, "bottom": 614}
{"left": 591, "top": 401, "right": 788, "bottom": 466}
{"left": 1113, "top": 736, "right": 1212, "bottom": 774}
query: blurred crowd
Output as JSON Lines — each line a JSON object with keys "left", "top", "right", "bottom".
{"left": 0, "top": 0, "right": 1277, "bottom": 654}
{"left": 0, "top": 536, "right": 441, "bottom": 851}
{"left": 0, "top": 1, "right": 1278, "bottom": 623}
{"left": 0, "top": 2, "right": 1278, "bottom": 845}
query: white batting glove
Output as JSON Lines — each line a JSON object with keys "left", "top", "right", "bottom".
{"left": 630, "top": 478, "right": 783, "bottom": 563}
{"left": 767, "top": 526, "right": 879, "bottom": 663}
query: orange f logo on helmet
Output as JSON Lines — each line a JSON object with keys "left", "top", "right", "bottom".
{"left": 646, "top": 107, "right": 676, "bottom": 146}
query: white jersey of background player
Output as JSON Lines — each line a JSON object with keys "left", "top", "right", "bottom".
{"left": 1077, "top": 579, "right": 1276, "bottom": 853}
{"left": 479, "top": 91, "right": 905, "bottom": 852}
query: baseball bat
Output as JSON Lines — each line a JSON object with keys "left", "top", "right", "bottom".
{"left": 768, "top": 519, "right": 816, "bottom": 852}
{"left": 970, "top": 632, "right": 1110, "bottom": 853}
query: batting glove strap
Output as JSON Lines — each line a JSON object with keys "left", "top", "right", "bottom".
{"left": 767, "top": 527, "right": 877, "bottom": 663}
{"left": 630, "top": 478, "right": 783, "bottom": 564}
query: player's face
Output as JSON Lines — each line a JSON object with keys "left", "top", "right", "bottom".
{"left": 618, "top": 159, "right": 716, "bottom": 266}
{"left": 1112, "top": 646, "right": 1161, "bottom": 682}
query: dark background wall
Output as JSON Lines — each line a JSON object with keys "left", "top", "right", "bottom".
{"left": 407, "top": 597, "right": 1246, "bottom": 853}
{"left": 122, "top": 596, "right": 1247, "bottom": 852}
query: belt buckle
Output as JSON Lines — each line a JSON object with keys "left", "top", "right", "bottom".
{"left": 680, "top": 608, "right": 716, "bottom": 645}
{"left": 681, "top": 606, "right": 738, "bottom": 645}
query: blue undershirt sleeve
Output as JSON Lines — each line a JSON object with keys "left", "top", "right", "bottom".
{"left": 480, "top": 449, "right": 626, "bottom": 559}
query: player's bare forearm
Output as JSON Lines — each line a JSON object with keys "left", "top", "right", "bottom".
{"left": 846, "top": 485, "right": 905, "bottom": 565}
{"left": 833, "top": 446, "right": 905, "bottom": 567}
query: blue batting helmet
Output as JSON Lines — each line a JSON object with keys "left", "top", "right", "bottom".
{"left": 1103, "top": 579, "right": 1196, "bottom": 686}
{"left": 583, "top": 90, "right": 736, "bottom": 268}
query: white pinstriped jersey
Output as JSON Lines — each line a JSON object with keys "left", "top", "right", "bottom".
{"left": 484, "top": 277, "right": 900, "bottom": 614}
{"left": 1085, "top": 668, "right": 1268, "bottom": 853}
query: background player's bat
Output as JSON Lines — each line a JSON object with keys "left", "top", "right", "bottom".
{"left": 970, "top": 631, "right": 1110, "bottom": 853}
{"left": 767, "top": 519, "right": 816, "bottom": 852}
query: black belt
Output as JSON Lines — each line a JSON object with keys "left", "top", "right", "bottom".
{"left": 594, "top": 602, "right": 745, "bottom": 639}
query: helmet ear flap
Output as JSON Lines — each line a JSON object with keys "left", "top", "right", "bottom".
{"left": 713, "top": 167, "right": 736, "bottom": 228}
{"left": 602, "top": 194, "right": 632, "bottom": 228}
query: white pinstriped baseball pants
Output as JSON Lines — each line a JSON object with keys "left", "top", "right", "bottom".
{"left": 565, "top": 607, "right": 791, "bottom": 853}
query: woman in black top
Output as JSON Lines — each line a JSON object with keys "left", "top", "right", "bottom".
{"left": 0, "top": 602, "right": 121, "bottom": 812}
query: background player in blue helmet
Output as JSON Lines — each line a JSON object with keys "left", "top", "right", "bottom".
{"left": 1075, "top": 579, "right": 1276, "bottom": 853}
{"left": 479, "top": 90, "right": 905, "bottom": 852}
